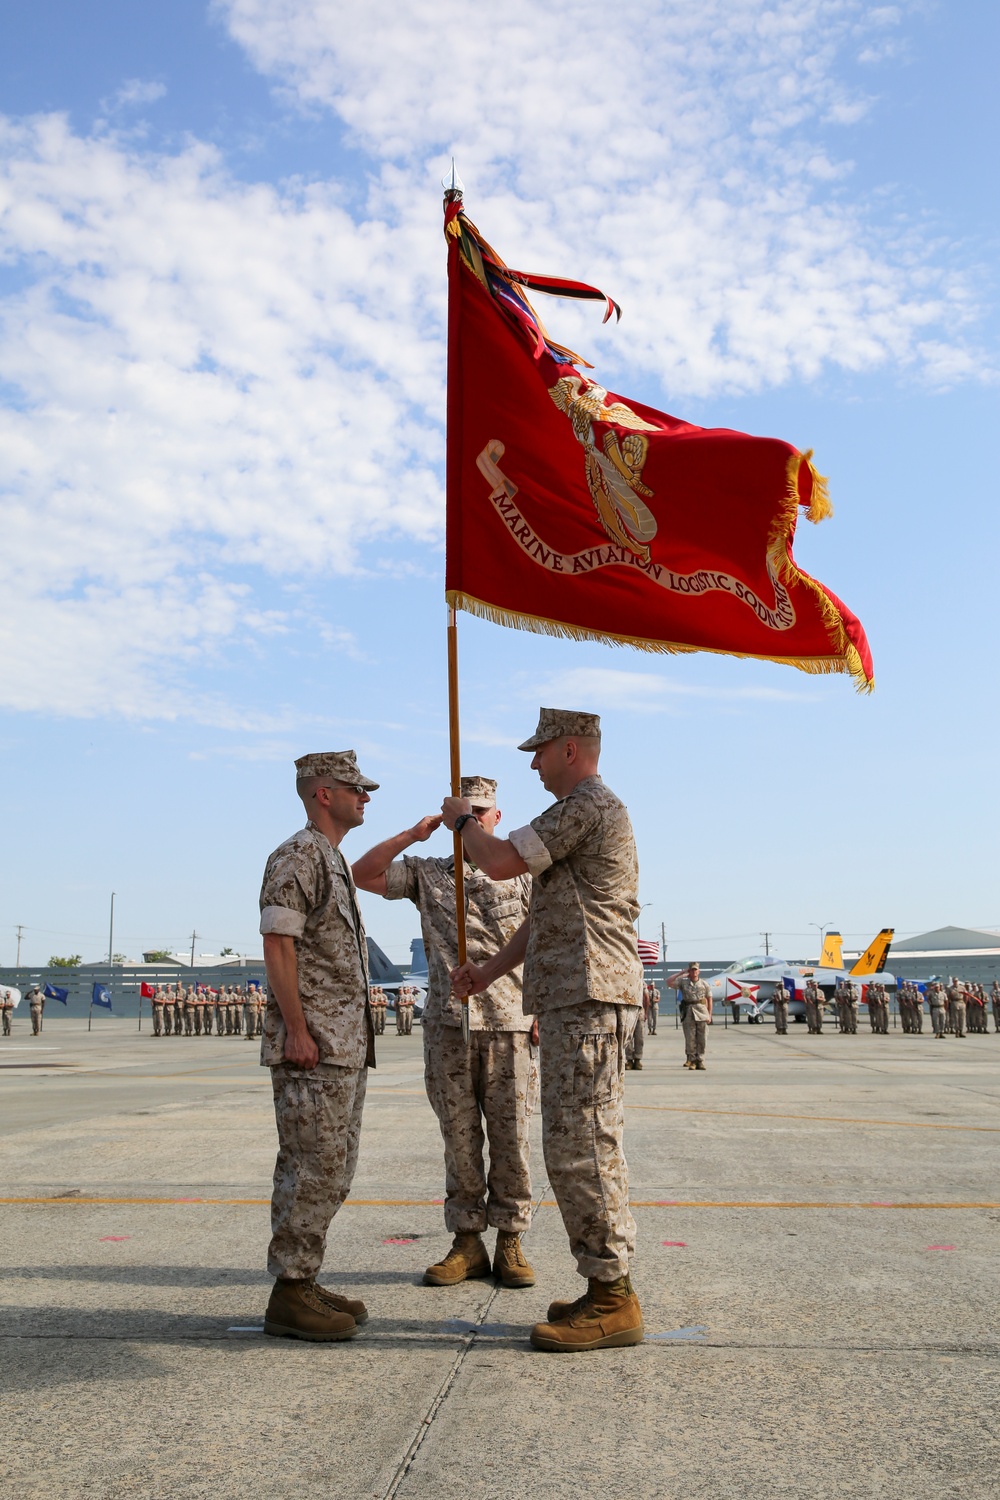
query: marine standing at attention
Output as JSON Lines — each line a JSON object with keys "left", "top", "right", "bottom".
{"left": 446, "top": 709, "right": 645, "bottom": 1353}
{"left": 354, "top": 775, "right": 536, "bottom": 1290}
{"left": 771, "top": 979, "right": 789, "bottom": 1034}
{"left": 257, "top": 750, "right": 378, "bottom": 1344}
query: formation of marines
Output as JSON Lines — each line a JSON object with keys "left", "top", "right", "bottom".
{"left": 779, "top": 977, "right": 1000, "bottom": 1037}
{"left": 148, "top": 984, "right": 265, "bottom": 1039}
{"left": 257, "top": 710, "right": 647, "bottom": 1353}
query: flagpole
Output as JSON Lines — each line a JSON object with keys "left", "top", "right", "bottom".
{"left": 447, "top": 603, "right": 470, "bottom": 1044}
{"left": 108, "top": 891, "right": 115, "bottom": 1025}
{"left": 443, "top": 162, "right": 470, "bottom": 1046}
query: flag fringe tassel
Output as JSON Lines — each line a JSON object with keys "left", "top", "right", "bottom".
{"left": 447, "top": 590, "right": 866, "bottom": 685}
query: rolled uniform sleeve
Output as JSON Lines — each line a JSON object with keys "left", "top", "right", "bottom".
{"left": 259, "top": 906, "right": 306, "bottom": 937}
{"left": 508, "top": 824, "right": 552, "bottom": 876}
{"left": 258, "top": 844, "right": 319, "bottom": 937}
{"left": 383, "top": 857, "right": 421, "bottom": 903}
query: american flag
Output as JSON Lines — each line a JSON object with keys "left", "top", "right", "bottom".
{"left": 637, "top": 939, "right": 660, "bottom": 967}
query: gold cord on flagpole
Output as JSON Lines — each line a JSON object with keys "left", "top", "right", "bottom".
{"left": 447, "top": 604, "right": 470, "bottom": 1043}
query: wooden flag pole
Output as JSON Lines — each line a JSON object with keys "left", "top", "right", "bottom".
{"left": 447, "top": 603, "right": 470, "bottom": 1044}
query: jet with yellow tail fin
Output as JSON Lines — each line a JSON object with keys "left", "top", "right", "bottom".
{"left": 703, "top": 927, "right": 896, "bottom": 1022}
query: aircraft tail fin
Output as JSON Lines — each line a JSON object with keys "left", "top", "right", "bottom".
{"left": 849, "top": 928, "right": 894, "bottom": 976}
{"left": 818, "top": 931, "right": 843, "bottom": 969}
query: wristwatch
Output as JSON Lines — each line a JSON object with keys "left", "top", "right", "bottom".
{"left": 454, "top": 813, "right": 474, "bottom": 833}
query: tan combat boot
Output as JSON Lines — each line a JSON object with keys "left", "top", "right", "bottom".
{"left": 530, "top": 1275, "right": 644, "bottom": 1352}
{"left": 313, "top": 1283, "right": 369, "bottom": 1324}
{"left": 263, "top": 1278, "right": 359, "bottom": 1341}
{"left": 545, "top": 1290, "right": 588, "bottom": 1323}
{"left": 493, "top": 1231, "right": 535, "bottom": 1288}
{"left": 423, "top": 1232, "right": 492, "bottom": 1286}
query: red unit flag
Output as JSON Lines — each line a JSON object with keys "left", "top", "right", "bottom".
{"left": 444, "top": 201, "right": 873, "bottom": 690}
{"left": 140, "top": 982, "right": 156, "bottom": 998}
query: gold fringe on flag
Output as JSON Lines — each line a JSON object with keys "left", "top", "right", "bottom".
{"left": 446, "top": 590, "right": 865, "bottom": 684}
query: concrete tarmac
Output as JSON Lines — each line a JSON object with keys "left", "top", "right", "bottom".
{"left": 2, "top": 1016, "right": 999, "bottom": 1498}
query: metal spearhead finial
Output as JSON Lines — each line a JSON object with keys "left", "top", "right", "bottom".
{"left": 442, "top": 158, "right": 464, "bottom": 200}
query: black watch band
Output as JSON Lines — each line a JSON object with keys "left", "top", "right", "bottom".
{"left": 454, "top": 813, "right": 474, "bottom": 834}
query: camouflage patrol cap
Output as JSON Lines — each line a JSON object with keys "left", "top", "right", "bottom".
{"left": 517, "top": 707, "right": 601, "bottom": 751}
{"left": 294, "top": 749, "right": 379, "bottom": 791}
{"left": 460, "top": 775, "right": 497, "bottom": 808}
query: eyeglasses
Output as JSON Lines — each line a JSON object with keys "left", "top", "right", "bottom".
{"left": 313, "top": 782, "right": 368, "bottom": 798}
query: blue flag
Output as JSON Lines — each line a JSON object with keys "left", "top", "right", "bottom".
{"left": 43, "top": 984, "right": 69, "bottom": 1004}
{"left": 782, "top": 976, "right": 796, "bottom": 998}
{"left": 91, "top": 984, "right": 112, "bottom": 1010}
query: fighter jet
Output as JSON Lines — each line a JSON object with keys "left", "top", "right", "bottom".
{"left": 702, "top": 928, "right": 895, "bottom": 1023}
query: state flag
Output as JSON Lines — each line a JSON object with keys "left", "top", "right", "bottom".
{"left": 91, "top": 984, "right": 112, "bottom": 1010}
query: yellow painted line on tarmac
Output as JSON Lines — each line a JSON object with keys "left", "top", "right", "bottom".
{"left": 627, "top": 1103, "right": 1000, "bottom": 1133}
{"left": 1, "top": 1196, "right": 997, "bottom": 1210}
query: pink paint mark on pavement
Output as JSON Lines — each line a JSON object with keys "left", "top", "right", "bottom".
{"left": 100, "top": 1236, "right": 130, "bottom": 1243}
{"left": 926, "top": 1244, "right": 955, "bottom": 1251}
{"left": 382, "top": 1238, "right": 417, "bottom": 1246}
{"left": 662, "top": 1240, "right": 687, "bottom": 1248}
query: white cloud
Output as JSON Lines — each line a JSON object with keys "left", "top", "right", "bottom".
{"left": 0, "top": 2, "right": 987, "bottom": 718}
{"left": 219, "top": 0, "right": 966, "bottom": 394}
{"left": 104, "top": 79, "right": 168, "bottom": 111}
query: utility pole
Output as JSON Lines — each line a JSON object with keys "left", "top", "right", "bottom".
{"left": 108, "top": 892, "right": 115, "bottom": 1008}
{"left": 761, "top": 931, "right": 771, "bottom": 956}
{"left": 190, "top": 930, "right": 198, "bottom": 968}
{"left": 15, "top": 924, "right": 24, "bottom": 967}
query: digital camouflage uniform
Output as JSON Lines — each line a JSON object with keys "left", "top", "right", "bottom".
{"left": 259, "top": 821, "right": 374, "bottom": 1280}
{"left": 911, "top": 985, "right": 924, "bottom": 1033}
{"left": 151, "top": 988, "right": 165, "bottom": 1037}
{"left": 384, "top": 853, "right": 534, "bottom": 1235}
{"left": 929, "top": 982, "right": 948, "bottom": 1037}
{"left": 28, "top": 987, "right": 44, "bottom": 1035}
{"left": 772, "top": 982, "right": 789, "bottom": 1034}
{"left": 992, "top": 982, "right": 1000, "bottom": 1034}
{"left": 646, "top": 983, "right": 659, "bottom": 1035}
{"left": 2, "top": 990, "right": 13, "bottom": 1036}
{"left": 508, "top": 774, "right": 642, "bottom": 1282}
{"left": 804, "top": 980, "right": 821, "bottom": 1033}
{"left": 946, "top": 982, "right": 966, "bottom": 1038}
{"left": 676, "top": 975, "right": 711, "bottom": 1063}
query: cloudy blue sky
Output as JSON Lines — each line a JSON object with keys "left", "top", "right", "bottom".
{"left": 1, "top": 0, "right": 997, "bottom": 970}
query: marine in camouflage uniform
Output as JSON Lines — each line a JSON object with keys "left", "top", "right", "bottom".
{"left": 354, "top": 775, "right": 536, "bottom": 1289}
{"left": 668, "top": 964, "right": 712, "bottom": 1068}
{"left": 992, "top": 981, "right": 1000, "bottom": 1034}
{"left": 2, "top": 989, "right": 13, "bottom": 1036}
{"left": 910, "top": 983, "right": 924, "bottom": 1033}
{"left": 771, "top": 981, "right": 789, "bottom": 1034}
{"left": 842, "top": 981, "right": 859, "bottom": 1034}
{"left": 946, "top": 979, "right": 966, "bottom": 1038}
{"left": 258, "top": 749, "right": 379, "bottom": 1343}
{"left": 28, "top": 985, "right": 45, "bottom": 1035}
{"left": 805, "top": 978, "right": 824, "bottom": 1034}
{"left": 645, "top": 982, "right": 659, "bottom": 1035}
{"left": 446, "top": 709, "right": 645, "bottom": 1353}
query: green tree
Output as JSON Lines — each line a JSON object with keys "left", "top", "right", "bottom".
{"left": 48, "top": 954, "right": 82, "bottom": 968}
{"left": 143, "top": 949, "right": 172, "bottom": 962}
{"left": 221, "top": 947, "right": 235, "bottom": 956}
